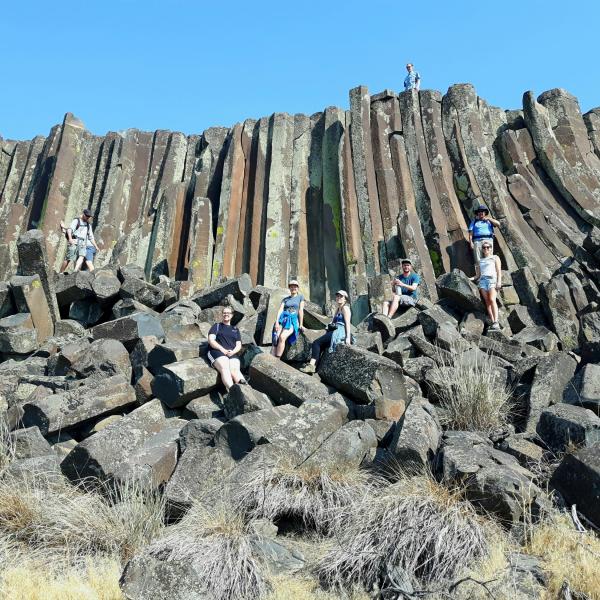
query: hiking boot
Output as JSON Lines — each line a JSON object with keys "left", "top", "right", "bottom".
{"left": 299, "top": 363, "right": 316, "bottom": 374}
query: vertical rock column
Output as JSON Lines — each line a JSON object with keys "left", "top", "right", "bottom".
{"left": 321, "top": 107, "right": 348, "bottom": 300}
{"left": 349, "top": 86, "right": 383, "bottom": 276}
{"left": 584, "top": 108, "right": 600, "bottom": 160}
{"left": 289, "top": 114, "right": 312, "bottom": 296}
{"left": 263, "top": 113, "right": 294, "bottom": 289}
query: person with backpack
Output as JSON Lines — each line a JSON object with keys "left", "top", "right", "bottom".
{"left": 468, "top": 204, "right": 500, "bottom": 263}
{"left": 207, "top": 306, "right": 248, "bottom": 390}
{"left": 300, "top": 290, "right": 352, "bottom": 375}
{"left": 59, "top": 209, "right": 100, "bottom": 272}
{"left": 271, "top": 279, "right": 305, "bottom": 359}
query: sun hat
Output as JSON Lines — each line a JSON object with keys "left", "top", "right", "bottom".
{"left": 474, "top": 205, "right": 489, "bottom": 215}
{"left": 288, "top": 279, "right": 300, "bottom": 286}
{"left": 335, "top": 290, "right": 349, "bottom": 299}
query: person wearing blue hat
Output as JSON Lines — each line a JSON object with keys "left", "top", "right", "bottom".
{"left": 468, "top": 204, "right": 500, "bottom": 263}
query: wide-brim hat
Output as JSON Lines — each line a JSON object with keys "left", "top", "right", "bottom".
{"left": 335, "top": 290, "right": 349, "bottom": 299}
{"left": 474, "top": 205, "right": 489, "bottom": 215}
{"left": 288, "top": 279, "right": 300, "bottom": 287}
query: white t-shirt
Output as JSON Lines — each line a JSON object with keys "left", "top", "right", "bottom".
{"left": 69, "top": 218, "right": 95, "bottom": 246}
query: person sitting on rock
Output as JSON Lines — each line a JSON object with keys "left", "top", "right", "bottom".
{"left": 300, "top": 290, "right": 351, "bottom": 375}
{"left": 208, "top": 306, "right": 248, "bottom": 390}
{"left": 474, "top": 242, "right": 502, "bottom": 330}
{"left": 382, "top": 259, "right": 420, "bottom": 318}
{"left": 468, "top": 204, "right": 499, "bottom": 263}
{"left": 271, "top": 279, "right": 305, "bottom": 359}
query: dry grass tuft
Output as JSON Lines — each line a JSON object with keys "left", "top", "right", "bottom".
{"left": 431, "top": 345, "right": 512, "bottom": 432}
{"left": 266, "top": 575, "right": 368, "bottom": 600}
{"left": 234, "top": 459, "right": 377, "bottom": 533}
{"left": 525, "top": 512, "right": 600, "bottom": 599}
{"left": 316, "top": 473, "right": 491, "bottom": 593}
{"left": 148, "top": 502, "right": 270, "bottom": 600}
{"left": 0, "top": 474, "right": 165, "bottom": 568}
{"left": 0, "top": 557, "right": 123, "bottom": 600}
{"left": 0, "top": 417, "right": 14, "bottom": 474}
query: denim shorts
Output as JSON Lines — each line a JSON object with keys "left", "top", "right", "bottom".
{"left": 478, "top": 276, "right": 497, "bottom": 291}
{"left": 85, "top": 246, "right": 97, "bottom": 262}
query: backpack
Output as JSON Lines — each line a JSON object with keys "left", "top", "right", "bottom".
{"left": 60, "top": 218, "right": 89, "bottom": 241}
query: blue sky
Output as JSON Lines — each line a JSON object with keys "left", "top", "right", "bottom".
{"left": 1, "top": 0, "right": 598, "bottom": 140}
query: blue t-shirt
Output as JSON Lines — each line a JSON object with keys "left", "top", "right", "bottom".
{"left": 468, "top": 218, "right": 494, "bottom": 239}
{"left": 404, "top": 71, "right": 420, "bottom": 90}
{"left": 283, "top": 294, "right": 304, "bottom": 313}
{"left": 396, "top": 272, "right": 420, "bottom": 299}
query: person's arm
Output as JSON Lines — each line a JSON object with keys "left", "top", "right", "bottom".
{"left": 473, "top": 262, "right": 481, "bottom": 282}
{"left": 495, "top": 256, "right": 502, "bottom": 290}
{"left": 229, "top": 340, "right": 242, "bottom": 356}
{"left": 298, "top": 300, "right": 305, "bottom": 330}
{"left": 274, "top": 302, "right": 284, "bottom": 331}
{"left": 487, "top": 217, "right": 500, "bottom": 228}
{"left": 67, "top": 219, "right": 78, "bottom": 244}
{"left": 208, "top": 330, "right": 228, "bottom": 354}
{"left": 415, "top": 72, "right": 421, "bottom": 91}
{"left": 397, "top": 279, "right": 419, "bottom": 292}
{"left": 468, "top": 221, "right": 474, "bottom": 249}
{"left": 89, "top": 229, "right": 100, "bottom": 251}
{"left": 342, "top": 305, "right": 352, "bottom": 344}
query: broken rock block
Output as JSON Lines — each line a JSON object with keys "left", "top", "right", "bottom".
{"left": 91, "top": 269, "right": 121, "bottom": 306}
{"left": 182, "top": 392, "right": 223, "bottom": 420}
{"left": 119, "top": 277, "right": 165, "bottom": 310}
{"left": 21, "top": 374, "right": 136, "bottom": 436}
{"left": 147, "top": 341, "right": 201, "bottom": 373}
{"left": 579, "top": 363, "right": 600, "bottom": 415}
{"left": 192, "top": 273, "right": 253, "bottom": 309}
{"left": 112, "top": 298, "right": 159, "bottom": 319}
{"left": 249, "top": 352, "right": 338, "bottom": 407}
{"left": 540, "top": 275, "right": 579, "bottom": 351}
{"left": 0, "top": 313, "right": 38, "bottom": 354}
{"left": 9, "top": 426, "right": 53, "bottom": 460}
{"left": 61, "top": 399, "right": 169, "bottom": 482}
{"left": 118, "top": 264, "right": 146, "bottom": 282}
{"left": 68, "top": 298, "right": 103, "bottom": 327}
{"left": 550, "top": 446, "right": 600, "bottom": 528}
{"left": 151, "top": 357, "right": 220, "bottom": 408}
{"left": 436, "top": 269, "right": 484, "bottom": 314}
{"left": 537, "top": 403, "right": 600, "bottom": 451}
{"left": 46, "top": 338, "right": 90, "bottom": 375}
{"left": 70, "top": 338, "right": 132, "bottom": 381}
{"left": 579, "top": 310, "right": 600, "bottom": 362}
{"left": 10, "top": 274, "right": 54, "bottom": 343}
{"left": 223, "top": 383, "right": 272, "bottom": 419}
{"left": 318, "top": 344, "right": 407, "bottom": 419}
{"left": 513, "top": 325, "right": 558, "bottom": 352}
{"left": 179, "top": 418, "right": 223, "bottom": 452}
{"left": 55, "top": 271, "right": 95, "bottom": 308}
{"left": 91, "top": 312, "right": 165, "bottom": 350}
{"left": 0, "top": 282, "right": 15, "bottom": 318}
{"left": 507, "top": 305, "right": 535, "bottom": 335}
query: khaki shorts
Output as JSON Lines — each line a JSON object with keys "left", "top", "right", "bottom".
{"left": 65, "top": 242, "right": 77, "bottom": 262}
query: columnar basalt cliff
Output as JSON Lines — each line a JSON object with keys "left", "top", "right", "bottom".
{"left": 1, "top": 84, "right": 600, "bottom": 316}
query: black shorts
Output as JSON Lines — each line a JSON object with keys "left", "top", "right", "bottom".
{"left": 207, "top": 350, "right": 239, "bottom": 365}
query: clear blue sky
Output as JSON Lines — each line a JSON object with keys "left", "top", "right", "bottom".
{"left": 1, "top": 0, "right": 598, "bottom": 140}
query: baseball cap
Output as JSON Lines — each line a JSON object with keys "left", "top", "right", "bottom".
{"left": 335, "top": 290, "right": 349, "bottom": 299}
{"left": 288, "top": 279, "right": 300, "bottom": 286}
{"left": 82, "top": 209, "right": 92, "bottom": 217}
{"left": 401, "top": 258, "right": 413, "bottom": 265}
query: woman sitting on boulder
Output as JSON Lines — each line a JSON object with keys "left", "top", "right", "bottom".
{"left": 474, "top": 242, "right": 502, "bottom": 330}
{"left": 208, "top": 306, "right": 248, "bottom": 390}
{"left": 271, "top": 279, "right": 305, "bottom": 359}
{"left": 300, "top": 290, "right": 352, "bottom": 374}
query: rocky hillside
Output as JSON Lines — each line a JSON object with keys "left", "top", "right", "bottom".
{"left": 1, "top": 84, "right": 600, "bottom": 599}
{"left": 2, "top": 85, "right": 600, "bottom": 315}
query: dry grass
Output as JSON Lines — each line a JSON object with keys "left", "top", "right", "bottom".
{"left": 266, "top": 575, "right": 368, "bottom": 600}
{"left": 431, "top": 346, "right": 511, "bottom": 432}
{"left": 316, "top": 473, "right": 491, "bottom": 593}
{"left": 233, "top": 458, "right": 376, "bottom": 534}
{"left": 0, "top": 558, "right": 123, "bottom": 600}
{"left": 525, "top": 512, "right": 600, "bottom": 599}
{"left": 0, "top": 474, "right": 165, "bottom": 568}
{"left": 0, "top": 417, "right": 14, "bottom": 474}
{"left": 148, "top": 502, "right": 270, "bottom": 600}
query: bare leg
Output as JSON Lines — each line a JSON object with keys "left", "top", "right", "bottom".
{"left": 73, "top": 255, "right": 85, "bottom": 272}
{"left": 59, "top": 260, "right": 70, "bottom": 273}
{"left": 229, "top": 358, "right": 245, "bottom": 384}
{"left": 488, "top": 288, "right": 499, "bottom": 323}
{"left": 387, "top": 296, "right": 401, "bottom": 319}
{"left": 480, "top": 289, "right": 494, "bottom": 323}
{"left": 382, "top": 301, "right": 390, "bottom": 316}
{"left": 213, "top": 356, "right": 234, "bottom": 390}
{"left": 275, "top": 327, "right": 293, "bottom": 358}
{"left": 85, "top": 260, "right": 95, "bottom": 272}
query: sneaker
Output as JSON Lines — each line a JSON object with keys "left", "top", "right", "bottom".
{"left": 299, "top": 363, "right": 316, "bottom": 374}
{"left": 238, "top": 379, "right": 249, "bottom": 385}
{"left": 489, "top": 322, "right": 501, "bottom": 331}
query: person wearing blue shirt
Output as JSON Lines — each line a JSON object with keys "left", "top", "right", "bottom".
{"left": 382, "top": 259, "right": 421, "bottom": 318}
{"left": 468, "top": 204, "right": 500, "bottom": 263}
{"left": 404, "top": 63, "right": 421, "bottom": 91}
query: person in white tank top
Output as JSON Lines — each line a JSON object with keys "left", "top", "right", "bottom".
{"left": 474, "top": 243, "right": 502, "bottom": 330}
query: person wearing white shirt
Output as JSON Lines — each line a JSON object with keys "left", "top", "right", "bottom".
{"left": 59, "top": 208, "right": 100, "bottom": 272}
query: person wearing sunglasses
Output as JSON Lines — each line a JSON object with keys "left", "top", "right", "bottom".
{"left": 300, "top": 290, "right": 351, "bottom": 374}
{"left": 474, "top": 243, "right": 502, "bottom": 330}
{"left": 271, "top": 279, "right": 305, "bottom": 360}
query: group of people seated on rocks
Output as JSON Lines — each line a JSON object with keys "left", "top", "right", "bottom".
{"left": 208, "top": 202, "right": 504, "bottom": 389}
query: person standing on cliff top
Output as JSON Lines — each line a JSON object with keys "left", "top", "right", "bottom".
{"left": 404, "top": 63, "right": 421, "bottom": 91}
